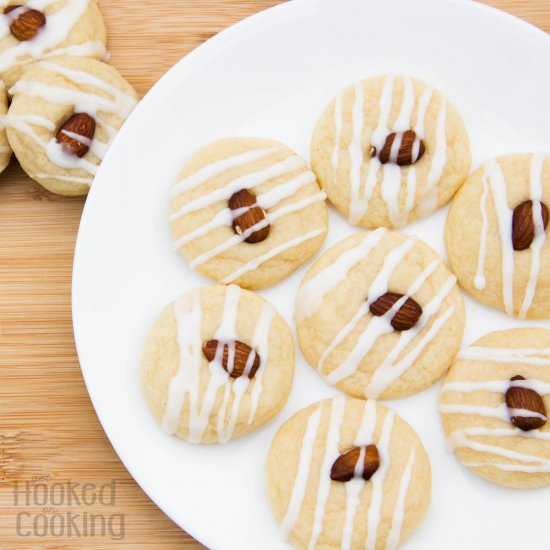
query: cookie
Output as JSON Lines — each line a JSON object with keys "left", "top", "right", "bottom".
{"left": 6, "top": 55, "right": 138, "bottom": 195}
{"left": 440, "top": 328, "right": 550, "bottom": 489}
{"left": 0, "top": 0, "right": 107, "bottom": 89}
{"left": 311, "top": 74, "right": 471, "bottom": 228}
{"left": 295, "top": 229, "right": 465, "bottom": 399}
{"left": 0, "top": 81, "right": 12, "bottom": 174}
{"left": 266, "top": 397, "right": 431, "bottom": 550}
{"left": 141, "top": 284, "right": 295, "bottom": 444}
{"left": 170, "top": 137, "right": 328, "bottom": 290}
{"left": 446, "top": 153, "right": 550, "bottom": 319}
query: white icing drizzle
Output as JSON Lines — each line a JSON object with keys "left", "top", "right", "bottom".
{"left": 341, "top": 399, "right": 377, "bottom": 550}
{"left": 458, "top": 345, "right": 550, "bottom": 366}
{"left": 441, "top": 364, "right": 550, "bottom": 476}
{"left": 334, "top": 75, "right": 447, "bottom": 226}
{"left": 170, "top": 155, "right": 305, "bottom": 222}
{"left": 171, "top": 146, "right": 280, "bottom": 197}
{"left": 485, "top": 159, "right": 515, "bottom": 315}
{"left": 386, "top": 446, "right": 416, "bottom": 550}
{"left": 365, "top": 410, "right": 394, "bottom": 550}
{"left": 0, "top": 0, "right": 105, "bottom": 74}
{"left": 162, "top": 286, "right": 274, "bottom": 444}
{"left": 281, "top": 403, "right": 323, "bottom": 539}
{"left": 417, "top": 99, "right": 447, "bottom": 216}
{"left": 474, "top": 175, "right": 490, "bottom": 290}
{"left": 519, "top": 152, "right": 548, "bottom": 318}
{"left": 247, "top": 303, "right": 275, "bottom": 424}
{"left": 308, "top": 396, "right": 346, "bottom": 550}
{"left": 32, "top": 172, "right": 93, "bottom": 185}
{"left": 295, "top": 228, "right": 387, "bottom": 323}
{"left": 219, "top": 228, "right": 326, "bottom": 284}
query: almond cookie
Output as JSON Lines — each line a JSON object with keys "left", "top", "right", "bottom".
{"left": 266, "top": 397, "right": 431, "bottom": 550}
{"left": 446, "top": 153, "right": 550, "bottom": 319}
{"left": 311, "top": 74, "right": 471, "bottom": 228}
{"left": 6, "top": 55, "right": 138, "bottom": 195}
{"left": 0, "top": 0, "right": 107, "bottom": 89}
{"left": 440, "top": 328, "right": 550, "bottom": 489}
{"left": 0, "top": 81, "right": 12, "bottom": 174}
{"left": 170, "top": 137, "right": 328, "bottom": 290}
{"left": 295, "top": 229, "right": 465, "bottom": 399}
{"left": 141, "top": 284, "right": 294, "bottom": 444}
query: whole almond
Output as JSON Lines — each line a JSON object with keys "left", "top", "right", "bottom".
{"left": 202, "top": 339, "right": 260, "bottom": 379}
{"left": 369, "top": 292, "right": 422, "bottom": 331}
{"left": 330, "top": 445, "right": 380, "bottom": 482}
{"left": 505, "top": 375, "right": 547, "bottom": 431}
{"left": 4, "top": 5, "right": 46, "bottom": 41}
{"left": 512, "top": 200, "right": 549, "bottom": 251}
{"left": 56, "top": 113, "right": 96, "bottom": 158}
{"left": 228, "top": 189, "right": 270, "bottom": 244}
{"left": 374, "top": 130, "right": 426, "bottom": 166}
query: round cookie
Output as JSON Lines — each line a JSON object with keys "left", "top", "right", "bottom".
{"left": 311, "top": 74, "right": 471, "bottom": 228}
{"left": 0, "top": 0, "right": 107, "bottom": 89}
{"left": 266, "top": 397, "right": 431, "bottom": 550}
{"left": 295, "top": 229, "right": 465, "bottom": 399}
{"left": 0, "top": 82, "right": 12, "bottom": 174}
{"left": 440, "top": 328, "right": 550, "bottom": 489}
{"left": 141, "top": 284, "right": 295, "bottom": 444}
{"left": 446, "top": 153, "right": 550, "bottom": 319}
{"left": 6, "top": 55, "right": 138, "bottom": 195}
{"left": 170, "top": 137, "right": 328, "bottom": 290}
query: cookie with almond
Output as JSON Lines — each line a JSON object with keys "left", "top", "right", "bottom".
{"left": 266, "top": 397, "right": 431, "bottom": 550}
{"left": 295, "top": 229, "right": 465, "bottom": 399}
{"left": 445, "top": 152, "right": 550, "bottom": 318}
{"left": 169, "top": 137, "right": 328, "bottom": 290}
{"left": 311, "top": 74, "right": 471, "bottom": 228}
{"left": 141, "top": 284, "right": 295, "bottom": 444}
{"left": 440, "top": 328, "right": 550, "bottom": 489}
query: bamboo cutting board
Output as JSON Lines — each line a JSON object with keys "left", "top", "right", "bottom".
{"left": 0, "top": 1, "right": 548, "bottom": 548}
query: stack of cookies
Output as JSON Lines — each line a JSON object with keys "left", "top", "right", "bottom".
{"left": 140, "top": 74, "right": 550, "bottom": 549}
{"left": 0, "top": 0, "right": 138, "bottom": 196}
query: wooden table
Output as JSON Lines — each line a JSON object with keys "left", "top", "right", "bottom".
{"left": 0, "top": 1, "right": 548, "bottom": 548}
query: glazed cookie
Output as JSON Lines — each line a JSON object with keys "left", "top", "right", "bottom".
{"left": 0, "top": 81, "right": 12, "bottom": 174}
{"left": 295, "top": 229, "right": 465, "bottom": 399}
{"left": 440, "top": 328, "right": 550, "bottom": 489}
{"left": 6, "top": 55, "right": 138, "bottom": 195}
{"left": 311, "top": 74, "right": 471, "bottom": 228}
{"left": 170, "top": 138, "right": 328, "bottom": 290}
{"left": 446, "top": 153, "right": 550, "bottom": 319}
{"left": 142, "top": 284, "right": 294, "bottom": 444}
{"left": 266, "top": 397, "right": 431, "bottom": 550}
{"left": 0, "top": 0, "right": 107, "bottom": 89}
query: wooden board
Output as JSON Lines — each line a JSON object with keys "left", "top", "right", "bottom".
{"left": 0, "top": 1, "right": 548, "bottom": 548}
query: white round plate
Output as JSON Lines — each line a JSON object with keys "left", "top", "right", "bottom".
{"left": 73, "top": 0, "right": 550, "bottom": 548}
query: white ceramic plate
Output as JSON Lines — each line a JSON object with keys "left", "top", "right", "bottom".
{"left": 72, "top": 0, "right": 550, "bottom": 548}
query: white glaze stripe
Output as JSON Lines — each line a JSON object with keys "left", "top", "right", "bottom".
{"left": 308, "top": 396, "right": 346, "bottom": 550}
{"left": 220, "top": 228, "right": 325, "bottom": 284}
{"left": 169, "top": 155, "right": 305, "bottom": 221}
{"left": 296, "top": 228, "right": 387, "bottom": 323}
{"left": 386, "top": 446, "right": 416, "bottom": 550}
{"left": 341, "top": 399, "right": 377, "bottom": 550}
{"left": 347, "top": 82, "right": 365, "bottom": 224}
{"left": 458, "top": 345, "right": 550, "bottom": 366}
{"left": 171, "top": 146, "right": 280, "bottom": 197}
{"left": 474, "top": 175, "right": 490, "bottom": 290}
{"left": 464, "top": 462, "right": 550, "bottom": 473}
{"left": 331, "top": 92, "right": 344, "bottom": 184}
{"left": 281, "top": 404, "right": 323, "bottom": 539}
{"left": 439, "top": 403, "right": 540, "bottom": 422}
{"left": 485, "top": 159, "right": 515, "bottom": 316}
{"left": 519, "top": 152, "right": 548, "bottom": 318}
{"left": 365, "top": 410, "right": 395, "bottom": 550}
{"left": 442, "top": 378, "right": 550, "bottom": 395}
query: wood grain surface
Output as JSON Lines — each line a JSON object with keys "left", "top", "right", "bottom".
{"left": 0, "top": 1, "right": 548, "bottom": 548}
